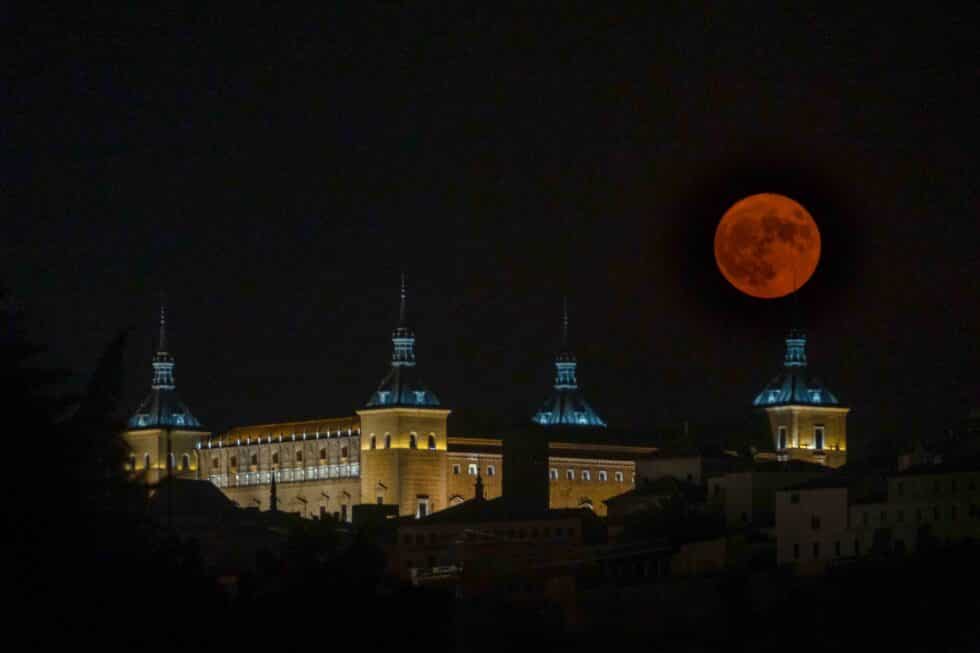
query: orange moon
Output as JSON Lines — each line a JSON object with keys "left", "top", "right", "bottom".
{"left": 714, "top": 193, "right": 821, "bottom": 299}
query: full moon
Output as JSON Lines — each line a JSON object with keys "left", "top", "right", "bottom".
{"left": 714, "top": 193, "right": 821, "bottom": 299}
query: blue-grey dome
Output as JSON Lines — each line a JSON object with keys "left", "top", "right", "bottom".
{"left": 128, "top": 388, "right": 204, "bottom": 429}
{"left": 753, "top": 331, "right": 841, "bottom": 407}
{"left": 365, "top": 364, "right": 441, "bottom": 408}
{"left": 365, "top": 275, "right": 441, "bottom": 409}
{"left": 532, "top": 299, "right": 607, "bottom": 428}
{"left": 128, "top": 305, "right": 205, "bottom": 430}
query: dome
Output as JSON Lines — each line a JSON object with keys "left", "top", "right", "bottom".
{"left": 365, "top": 364, "right": 441, "bottom": 408}
{"left": 531, "top": 299, "right": 607, "bottom": 428}
{"left": 364, "top": 275, "right": 441, "bottom": 409}
{"left": 752, "top": 331, "right": 841, "bottom": 408}
{"left": 128, "top": 305, "right": 206, "bottom": 430}
{"left": 128, "top": 388, "right": 204, "bottom": 429}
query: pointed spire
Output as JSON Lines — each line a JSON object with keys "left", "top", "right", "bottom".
{"left": 158, "top": 297, "right": 167, "bottom": 353}
{"left": 554, "top": 297, "right": 577, "bottom": 389}
{"left": 561, "top": 296, "right": 569, "bottom": 350}
{"left": 151, "top": 300, "right": 176, "bottom": 390}
{"left": 399, "top": 271, "right": 407, "bottom": 327}
{"left": 391, "top": 273, "right": 416, "bottom": 367}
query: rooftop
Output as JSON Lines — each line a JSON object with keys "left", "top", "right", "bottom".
{"left": 752, "top": 331, "right": 842, "bottom": 408}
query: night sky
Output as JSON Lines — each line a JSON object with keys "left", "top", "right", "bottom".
{"left": 6, "top": 5, "right": 978, "bottom": 452}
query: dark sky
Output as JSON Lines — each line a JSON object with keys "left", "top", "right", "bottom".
{"left": 5, "top": 5, "right": 978, "bottom": 451}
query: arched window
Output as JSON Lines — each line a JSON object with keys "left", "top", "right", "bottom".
{"left": 212, "top": 457, "right": 219, "bottom": 469}
{"left": 144, "top": 453, "right": 151, "bottom": 470}
{"left": 320, "top": 448, "right": 327, "bottom": 461}
{"left": 409, "top": 433, "right": 417, "bottom": 449}
{"left": 250, "top": 453, "right": 258, "bottom": 466}
{"left": 598, "top": 470, "right": 608, "bottom": 482}
{"left": 614, "top": 471, "right": 624, "bottom": 482}
{"left": 296, "top": 450, "right": 303, "bottom": 463}
{"left": 550, "top": 468, "right": 559, "bottom": 480}
{"left": 229, "top": 456, "right": 237, "bottom": 468}
{"left": 370, "top": 436, "right": 376, "bottom": 450}
{"left": 384, "top": 434, "right": 392, "bottom": 449}
{"left": 168, "top": 453, "right": 176, "bottom": 470}
{"left": 428, "top": 434, "right": 436, "bottom": 450}
{"left": 579, "top": 498, "right": 594, "bottom": 511}
{"left": 468, "top": 463, "right": 478, "bottom": 476}
{"left": 566, "top": 469, "right": 575, "bottom": 480}
{"left": 272, "top": 452, "right": 279, "bottom": 465}
{"left": 341, "top": 446, "right": 348, "bottom": 458}
{"left": 181, "top": 454, "right": 190, "bottom": 471}
{"left": 582, "top": 470, "right": 591, "bottom": 481}
{"left": 486, "top": 465, "right": 495, "bottom": 477}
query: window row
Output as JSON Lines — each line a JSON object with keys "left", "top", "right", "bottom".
{"left": 128, "top": 453, "right": 193, "bottom": 472}
{"left": 777, "top": 425, "right": 838, "bottom": 450}
{"left": 212, "top": 446, "right": 351, "bottom": 469}
{"left": 859, "top": 504, "right": 978, "bottom": 526}
{"left": 451, "top": 464, "right": 495, "bottom": 477}
{"left": 209, "top": 463, "right": 360, "bottom": 487}
{"left": 549, "top": 468, "right": 625, "bottom": 483}
{"left": 368, "top": 433, "right": 437, "bottom": 450}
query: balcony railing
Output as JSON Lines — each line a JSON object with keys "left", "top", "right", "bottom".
{"left": 208, "top": 462, "right": 360, "bottom": 488}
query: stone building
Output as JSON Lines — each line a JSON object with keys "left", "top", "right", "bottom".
{"left": 753, "top": 331, "right": 849, "bottom": 468}
{"left": 123, "top": 305, "right": 210, "bottom": 484}
{"left": 124, "top": 284, "right": 656, "bottom": 520}
{"left": 773, "top": 455, "right": 980, "bottom": 571}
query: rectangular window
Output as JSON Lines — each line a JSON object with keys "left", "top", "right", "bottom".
{"left": 550, "top": 468, "right": 559, "bottom": 480}
{"left": 814, "top": 426, "right": 825, "bottom": 450}
{"left": 614, "top": 471, "right": 624, "bottom": 482}
{"left": 452, "top": 464, "right": 460, "bottom": 475}
{"left": 582, "top": 470, "right": 591, "bottom": 481}
{"left": 778, "top": 426, "right": 788, "bottom": 450}
{"left": 567, "top": 469, "right": 575, "bottom": 480}
{"left": 467, "top": 463, "right": 478, "bottom": 476}
{"left": 416, "top": 497, "right": 429, "bottom": 519}
{"left": 487, "top": 465, "right": 495, "bottom": 477}
{"left": 598, "top": 470, "right": 608, "bottom": 481}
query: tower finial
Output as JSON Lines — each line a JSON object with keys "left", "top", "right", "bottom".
{"left": 561, "top": 296, "right": 569, "bottom": 349}
{"left": 399, "top": 271, "right": 407, "bottom": 327}
{"left": 158, "top": 295, "right": 167, "bottom": 353}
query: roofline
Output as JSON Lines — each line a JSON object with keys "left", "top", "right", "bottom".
{"left": 357, "top": 407, "right": 452, "bottom": 417}
{"left": 125, "top": 426, "right": 211, "bottom": 435}
{"left": 222, "top": 416, "right": 358, "bottom": 433}
{"left": 759, "top": 405, "right": 851, "bottom": 414}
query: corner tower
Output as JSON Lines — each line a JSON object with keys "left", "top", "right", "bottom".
{"left": 358, "top": 275, "right": 450, "bottom": 517}
{"left": 753, "top": 330, "right": 849, "bottom": 468}
{"left": 124, "top": 303, "right": 209, "bottom": 482}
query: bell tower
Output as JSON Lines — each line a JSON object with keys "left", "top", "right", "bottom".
{"left": 358, "top": 275, "right": 450, "bottom": 517}
{"left": 124, "top": 302, "right": 209, "bottom": 482}
{"left": 753, "top": 331, "right": 849, "bottom": 468}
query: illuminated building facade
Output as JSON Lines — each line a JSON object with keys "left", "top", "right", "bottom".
{"left": 123, "top": 305, "right": 210, "bottom": 484}
{"left": 753, "top": 331, "right": 849, "bottom": 468}
{"left": 121, "top": 286, "right": 662, "bottom": 519}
